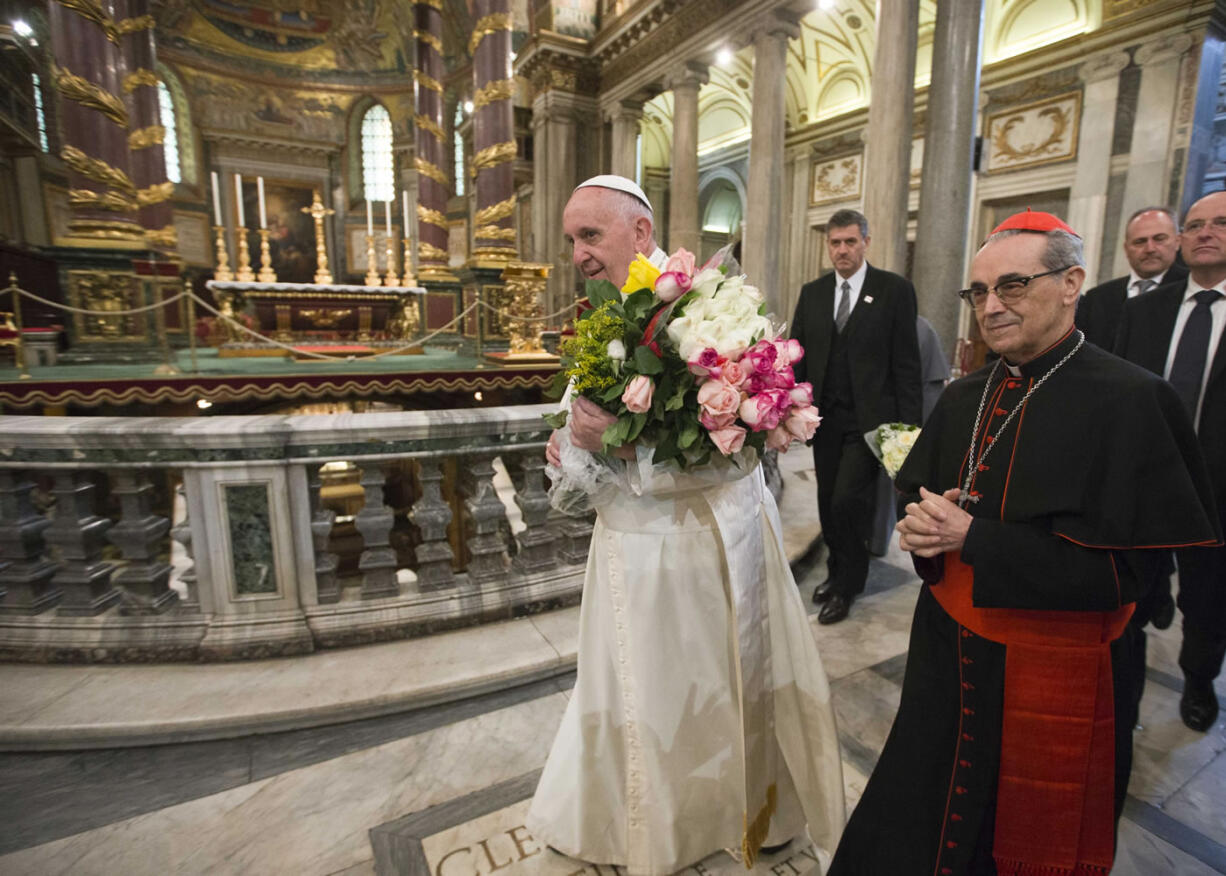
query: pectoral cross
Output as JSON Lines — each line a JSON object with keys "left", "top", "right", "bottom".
{"left": 301, "top": 190, "right": 336, "bottom": 284}
{"left": 957, "top": 490, "right": 980, "bottom": 507}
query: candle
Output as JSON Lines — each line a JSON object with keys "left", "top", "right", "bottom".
{"left": 234, "top": 173, "right": 245, "bottom": 227}
{"left": 402, "top": 190, "right": 410, "bottom": 237}
{"left": 210, "top": 171, "right": 222, "bottom": 225}
{"left": 257, "top": 176, "right": 267, "bottom": 230}
{"left": 385, "top": 200, "right": 392, "bottom": 235}
{"left": 366, "top": 199, "right": 373, "bottom": 235}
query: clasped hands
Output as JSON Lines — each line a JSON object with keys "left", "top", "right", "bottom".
{"left": 896, "top": 486, "right": 973, "bottom": 558}
{"left": 546, "top": 396, "right": 636, "bottom": 467}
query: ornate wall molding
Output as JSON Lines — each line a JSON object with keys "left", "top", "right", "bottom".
{"left": 984, "top": 91, "right": 1081, "bottom": 174}
{"left": 1134, "top": 32, "right": 1195, "bottom": 66}
{"left": 809, "top": 151, "right": 862, "bottom": 206}
{"left": 1078, "top": 51, "right": 1130, "bottom": 85}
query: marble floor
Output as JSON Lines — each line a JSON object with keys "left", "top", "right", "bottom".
{"left": 1, "top": 462, "right": 1224, "bottom": 875}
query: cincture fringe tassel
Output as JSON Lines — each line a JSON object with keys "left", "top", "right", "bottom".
{"left": 994, "top": 858, "right": 1110, "bottom": 875}
{"left": 740, "top": 783, "right": 777, "bottom": 869}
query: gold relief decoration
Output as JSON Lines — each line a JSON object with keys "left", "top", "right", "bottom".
{"left": 414, "top": 156, "right": 450, "bottom": 185}
{"left": 414, "top": 70, "right": 443, "bottom": 93}
{"left": 418, "top": 240, "right": 449, "bottom": 261}
{"left": 475, "top": 225, "right": 517, "bottom": 241}
{"left": 128, "top": 124, "right": 166, "bottom": 150}
{"left": 69, "top": 188, "right": 138, "bottom": 212}
{"left": 136, "top": 181, "right": 175, "bottom": 206}
{"left": 414, "top": 30, "right": 444, "bottom": 54}
{"left": 67, "top": 218, "right": 146, "bottom": 242}
{"left": 417, "top": 0, "right": 444, "bottom": 10}
{"left": 468, "top": 13, "right": 512, "bottom": 56}
{"left": 145, "top": 225, "right": 178, "bottom": 249}
{"left": 116, "top": 14, "right": 154, "bottom": 33}
{"left": 417, "top": 204, "right": 448, "bottom": 228}
{"left": 69, "top": 270, "right": 141, "bottom": 340}
{"left": 474, "top": 79, "right": 514, "bottom": 110}
{"left": 122, "top": 69, "right": 159, "bottom": 93}
{"left": 415, "top": 113, "right": 446, "bottom": 142}
{"left": 55, "top": 0, "right": 118, "bottom": 42}
{"left": 53, "top": 65, "right": 129, "bottom": 128}
{"left": 475, "top": 195, "right": 516, "bottom": 226}
{"left": 299, "top": 308, "right": 353, "bottom": 328}
{"left": 473, "top": 141, "right": 517, "bottom": 171}
{"left": 985, "top": 92, "right": 1080, "bottom": 174}
{"left": 61, "top": 145, "right": 136, "bottom": 193}
{"left": 809, "top": 153, "right": 862, "bottom": 206}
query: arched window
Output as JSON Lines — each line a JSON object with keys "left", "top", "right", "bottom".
{"left": 157, "top": 81, "right": 181, "bottom": 184}
{"left": 454, "top": 104, "right": 465, "bottom": 198}
{"left": 31, "top": 73, "right": 48, "bottom": 152}
{"left": 362, "top": 104, "right": 394, "bottom": 201}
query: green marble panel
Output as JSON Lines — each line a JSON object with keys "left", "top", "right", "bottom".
{"left": 224, "top": 483, "right": 278, "bottom": 595}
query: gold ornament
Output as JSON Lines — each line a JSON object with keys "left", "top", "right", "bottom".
{"left": 473, "top": 79, "right": 514, "bottom": 110}
{"left": 145, "top": 225, "right": 178, "bottom": 249}
{"left": 474, "top": 225, "right": 516, "bottom": 242}
{"left": 414, "top": 70, "right": 443, "bottom": 93}
{"left": 68, "top": 188, "right": 138, "bottom": 212}
{"left": 418, "top": 241, "right": 449, "bottom": 262}
{"left": 256, "top": 229, "right": 277, "bottom": 283}
{"left": 474, "top": 195, "right": 516, "bottom": 226}
{"left": 53, "top": 65, "right": 129, "bottom": 128}
{"left": 122, "top": 68, "right": 159, "bottom": 93}
{"left": 115, "top": 14, "right": 154, "bottom": 33}
{"left": 60, "top": 145, "right": 136, "bottom": 193}
{"left": 300, "top": 190, "right": 335, "bottom": 284}
{"left": 136, "top": 181, "right": 175, "bottom": 206}
{"left": 472, "top": 141, "right": 516, "bottom": 171}
{"left": 417, "top": 0, "right": 443, "bottom": 10}
{"left": 415, "top": 113, "right": 446, "bottom": 142}
{"left": 128, "top": 125, "right": 166, "bottom": 150}
{"left": 55, "top": 0, "right": 117, "bottom": 42}
{"left": 213, "top": 225, "right": 234, "bottom": 282}
{"left": 414, "top": 30, "right": 443, "bottom": 53}
{"left": 468, "top": 13, "right": 512, "bottom": 56}
{"left": 417, "top": 204, "right": 447, "bottom": 229}
{"left": 414, "top": 156, "right": 450, "bottom": 186}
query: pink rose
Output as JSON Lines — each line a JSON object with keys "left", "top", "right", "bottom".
{"left": 697, "top": 380, "right": 741, "bottom": 420}
{"left": 664, "top": 248, "right": 696, "bottom": 278}
{"left": 720, "top": 360, "right": 747, "bottom": 388}
{"left": 688, "top": 347, "right": 726, "bottom": 379}
{"left": 789, "top": 382, "right": 813, "bottom": 406}
{"left": 784, "top": 405, "right": 822, "bottom": 442}
{"left": 765, "top": 425, "right": 792, "bottom": 452}
{"left": 622, "top": 374, "right": 654, "bottom": 414}
{"left": 654, "top": 270, "right": 692, "bottom": 303}
{"left": 742, "top": 342, "right": 777, "bottom": 376}
{"left": 709, "top": 425, "right": 747, "bottom": 456}
{"left": 700, "top": 410, "right": 735, "bottom": 431}
{"left": 739, "top": 393, "right": 784, "bottom": 432}
{"left": 773, "top": 338, "right": 804, "bottom": 368}
{"left": 746, "top": 370, "right": 795, "bottom": 394}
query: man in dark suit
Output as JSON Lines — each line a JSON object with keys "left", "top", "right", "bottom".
{"left": 791, "top": 209, "right": 922, "bottom": 624}
{"left": 1078, "top": 206, "right": 1185, "bottom": 350}
{"left": 1115, "top": 190, "right": 1226, "bottom": 732}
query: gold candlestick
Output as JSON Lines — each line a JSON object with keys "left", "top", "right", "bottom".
{"left": 401, "top": 238, "right": 416, "bottom": 287}
{"left": 300, "top": 190, "right": 335, "bottom": 284}
{"left": 364, "top": 234, "right": 381, "bottom": 286}
{"left": 384, "top": 239, "right": 400, "bottom": 287}
{"left": 256, "top": 229, "right": 277, "bottom": 283}
{"left": 213, "top": 226, "right": 234, "bottom": 282}
{"left": 235, "top": 230, "right": 255, "bottom": 282}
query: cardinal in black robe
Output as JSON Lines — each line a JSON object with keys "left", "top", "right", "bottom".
{"left": 828, "top": 211, "right": 1220, "bottom": 876}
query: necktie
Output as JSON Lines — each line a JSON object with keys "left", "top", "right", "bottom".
{"left": 1169, "top": 288, "right": 1222, "bottom": 418}
{"left": 835, "top": 280, "right": 851, "bottom": 332}
{"left": 1135, "top": 278, "right": 1157, "bottom": 296}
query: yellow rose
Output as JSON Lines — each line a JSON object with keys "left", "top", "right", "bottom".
{"left": 621, "top": 253, "right": 662, "bottom": 295}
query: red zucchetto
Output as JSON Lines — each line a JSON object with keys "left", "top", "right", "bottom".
{"left": 990, "top": 208, "right": 1080, "bottom": 238}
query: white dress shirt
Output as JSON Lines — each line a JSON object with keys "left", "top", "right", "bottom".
{"left": 833, "top": 260, "right": 868, "bottom": 321}
{"left": 1162, "top": 277, "right": 1226, "bottom": 429}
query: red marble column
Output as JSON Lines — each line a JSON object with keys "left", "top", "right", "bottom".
{"left": 118, "top": 0, "right": 174, "bottom": 250}
{"left": 414, "top": 0, "right": 453, "bottom": 278}
{"left": 47, "top": 0, "right": 143, "bottom": 244}
{"left": 470, "top": 0, "right": 517, "bottom": 262}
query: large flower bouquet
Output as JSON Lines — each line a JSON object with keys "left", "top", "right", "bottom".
{"left": 864, "top": 422, "right": 921, "bottom": 479}
{"left": 545, "top": 247, "right": 821, "bottom": 470}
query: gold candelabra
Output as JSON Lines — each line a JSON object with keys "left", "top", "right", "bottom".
{"left": 256, "top": 229, "right": 277, "bottom": 283}
{"left": 384, "top": 238, "right": 400, "bottom": 287}
{"left": 301, "top": 190, "right": 335, "bottom": 284}
{"left": 235, "top": 230, "right": 255, "bottom": 282}
{"left": 401, "top": 238, "right": 416, "bottom": 287}
{"left": 213, "top": 226, "right": 234, "bottom": 281}
{"left": 364, "top": 234, "right": 381, "bottom": 287}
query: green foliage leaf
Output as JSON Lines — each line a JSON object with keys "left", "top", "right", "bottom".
{"left": 585, "top": 279, "right": 621, "bottom": 308}
{"left": 626, "top": 412, "right": 649, "bottom": 443}
{"left": 678, "top": 418, "right": 700, "bottom": 450}
{"left": 542, "top": 409, "right": 569, "bottom": 429}
{"left": 633, "top": 345, "right": 663, "bottom": 375}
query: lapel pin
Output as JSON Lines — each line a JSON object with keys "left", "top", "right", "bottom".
{"left": 864, "top": 296, "right": 874, "bottom": 303}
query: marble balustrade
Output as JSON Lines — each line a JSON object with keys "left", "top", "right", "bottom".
{"left": 0, "top": 405, "right": 589, "bottom": 662}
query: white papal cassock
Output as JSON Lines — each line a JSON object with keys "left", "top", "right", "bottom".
{"left": 527, "top": 449, "right": 845, "bottom": 875}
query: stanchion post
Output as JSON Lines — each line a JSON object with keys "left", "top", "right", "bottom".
{"left": 8, "top": 272, "right": 29, "bottom": 380}
{"left": 186, "top": 287, "right": 199, "bottom": 374}
{"left": 473, "top": 294, "right": 485, "bottom": 369}
{"left": 151, "top": 256, "right": 181, "bottom": 376}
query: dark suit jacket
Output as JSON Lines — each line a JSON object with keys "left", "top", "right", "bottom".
{"left": 1114, "top": 276, "right": 1226, "bottom": 509}
{"left": 790, "top": 264, "right": 923, "bottom": 434}
{"left": 1077, "top": 264, "right": 1188, "bottom": 351}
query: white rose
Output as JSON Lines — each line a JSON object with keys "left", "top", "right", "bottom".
{"left": 606, "top": 339, "right": 626, "bottom": 361}
{"left": 690, "top": 268, "right": 723, "bottom": 298}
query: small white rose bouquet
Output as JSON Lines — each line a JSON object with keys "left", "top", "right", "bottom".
{"left": 865, "top": 422, "right": 921, "bottom": 479}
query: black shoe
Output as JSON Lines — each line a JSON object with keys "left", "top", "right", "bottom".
{"left": 1180, "top": 679, "right": 1220, "bottom": 732}
{"left": 818, "top": 593, "right": 852, "bottom": 625}
{"left": 1150, "top": 593, "right": 1176, "bottom": 630}
{"left": 812, "top": 579, "right": 836, "bottom": 604}
{"left": 759, "top": 840, "right": 792, "bottom": 856}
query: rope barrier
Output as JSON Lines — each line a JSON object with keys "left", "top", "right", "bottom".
{"left": 6, "top": 283, "right": 189, "bottom": 316}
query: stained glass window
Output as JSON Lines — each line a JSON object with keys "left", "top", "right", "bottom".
{"left": 362, "top": 105, "right": 394, "bottom": 202}
{"left": 454, "top": 104, "right": 465, "bottom": 198}
{"left": 158, "top": 81, "right": 181, "bottom": 184}
{"left": 31, "top": 73, "right": 48, "bottom": 152}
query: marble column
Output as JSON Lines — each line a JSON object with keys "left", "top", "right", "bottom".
{"left": 1179, "top": 32, "right": 1226, "bottom": 217}
{"left": 414, "top": 0, "right": 454, "bottom": 279}
{"left": 861, "top": 0, "right": 919, "bottom": 276}
{"left": 607, "top": 99, "right": 644, "bottom": 180}
{"left": 1115, "top": 33, "right": 1195, "bottom": 275}
{"left": 1066, "top": 51, "right": 1130, "bottom": 284}
{"left": 744, "top": 13, "right": 799, "bottom": 318}
{"left": 667, "top": 62, "right": 707, "bottom": 257}
{"left": 118, "top": 0, "right": 174, "bottom": 250}
{"left": 47, "top": 0, "right": 144, "bottom": 245}
{"left": 470, "top": 0, "right": 517, "bottom": 263}
{"left": 911, "top": 0, "right": 984, "bottom": 355}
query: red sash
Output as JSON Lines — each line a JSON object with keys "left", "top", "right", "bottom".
{"left": 931, "top": 556, "right": 1133, "bottom": 876}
